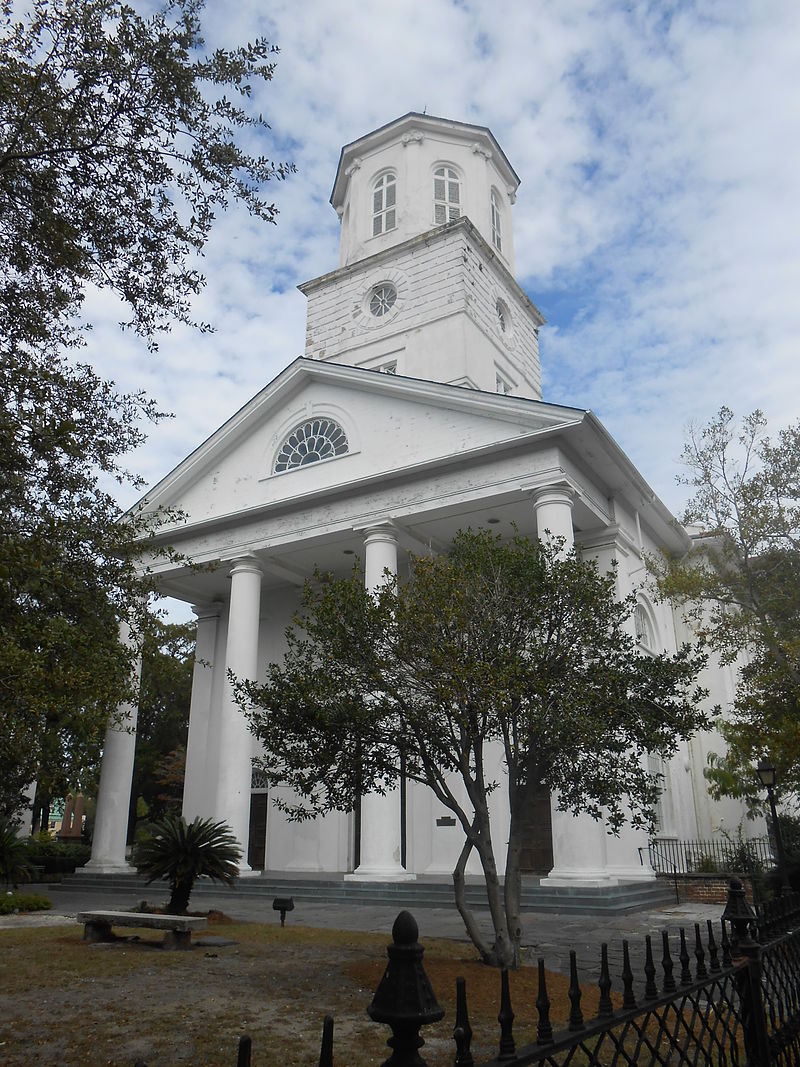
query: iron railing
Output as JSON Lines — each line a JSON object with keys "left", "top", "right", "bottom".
{"left": 133, "top": 882, "right": 800, "bottom": 1066}
{"left": 648, "top": 835, "right": 774, "bottom": 875}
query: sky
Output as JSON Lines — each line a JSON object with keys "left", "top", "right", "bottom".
{"left": 83, "top": 0, "right": 800, "bottom": 561}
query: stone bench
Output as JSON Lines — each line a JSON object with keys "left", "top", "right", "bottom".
{"left": 77, "top": 910, "right": 207, "bottom": 950}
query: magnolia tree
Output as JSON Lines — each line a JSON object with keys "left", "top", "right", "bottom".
{"left": 0, "top": 0, "right": 291, "bottom": 815}
{"left": 655, "top": 408, "right": 800, "bottom": 807}
{"left": 238, "top": 530, "right": 709, "bottom": 967}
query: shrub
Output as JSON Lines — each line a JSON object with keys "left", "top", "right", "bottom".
{"left": 689, "top": 852, "right": 720, "bottom": 874}
{"left": 720, "top": 828, "right": 765, "bottom": 875}
{"left": 23, "top": 840, "right": 91, "bottom": 874}
{"left": 0, "top": 819, "right": 34, "bottom": 886}
{"left": 133, "top": 815, "right": 241, "bottom": 914}
{"left": 0, "top": 891, "right": 51, "bottom": 915}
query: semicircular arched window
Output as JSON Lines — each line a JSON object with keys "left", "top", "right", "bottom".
{"left": 273, "top": 418, "right": 349, "bottom": 474}
{"left": 635, "top": 603, "right": 656, "bottom": 651}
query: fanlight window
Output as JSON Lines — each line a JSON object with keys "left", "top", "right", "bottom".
{"left": 274, "top": 418, "right": 349, "bottom": 473}
{"left": 490, "top": 189, "right": 502, "bottom": 251}
{"left": 434, "top": 166, "right": 461, "bottom": 225}
{"left": 372, "top": 172, "right": 397, "bottom": 236}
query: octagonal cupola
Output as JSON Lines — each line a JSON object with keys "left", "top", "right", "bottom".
{"left": 331, "top": 113, "right": 520, "bottom": 274}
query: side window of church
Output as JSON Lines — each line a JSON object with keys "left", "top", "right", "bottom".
{"left": 491, "top": 189, "right": 502, "bottom": 251}
{"left": 434, "top": 166, "right": 461, "bottom": 225}
{"left": 373, "top": 173, "right": 397, "bottom": 236}
{"left": 635, "top": 603, "right": 655, "bottom": 651}
{"left": 274, "top": 418, "right": 349, "bottom": 473}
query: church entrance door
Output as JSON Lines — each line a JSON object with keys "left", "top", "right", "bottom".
{"left": 518, "top": 784, "right": 553, "bottom": 873}
{"left": 247, "top": 792, "right": 268, "bottom": 870}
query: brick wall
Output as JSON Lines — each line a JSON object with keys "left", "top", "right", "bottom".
{"left": 658, "top": 872, "right": 757, "bottom": 904}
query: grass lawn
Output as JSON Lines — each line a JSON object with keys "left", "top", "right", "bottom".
{"left": 0, "top": 919, "right": 613, "bottom": 1065}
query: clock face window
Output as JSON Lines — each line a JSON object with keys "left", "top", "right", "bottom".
{"left": 369, "top": 284, "right": 397, "bottom": 317}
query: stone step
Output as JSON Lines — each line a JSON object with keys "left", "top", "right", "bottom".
{"left": 56, "top": 872, "right": 674, "bottom": 915}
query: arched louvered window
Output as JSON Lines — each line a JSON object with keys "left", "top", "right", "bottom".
{"left": 372, "top": 172, "right": 397, "bottom": 236}
{"left": 433, "top": 166, "right": 461, "bottom": 225}
{"left": 490, "top": 188, "right": 502, "bottom": 251}
{"left": 274, "top": 418, "right": 349, "bottom": 473}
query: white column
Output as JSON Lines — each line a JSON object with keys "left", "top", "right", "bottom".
{"left": 83, "top": 618, "right": 142, "bottom": 874}
{"left": 347, "top": 524, "right": 414, "bottom": 881}
{"left": 182, "top": 602, "right": 222, "bottom": 822}
{"left": 533, "top": 485, "right": 611, "bottom": 887}
{"left": 215, "top": 557, "right": 262, "bottom": 873}
{"left": 604, "top": 547, "right": 655, "bottom": 882}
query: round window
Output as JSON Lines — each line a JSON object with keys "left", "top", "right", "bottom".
{"left": 496, "top": 298, "right": 510, "bottom": 333}
{"left": 369, "top": 283, "right": 397, "bottom": 317}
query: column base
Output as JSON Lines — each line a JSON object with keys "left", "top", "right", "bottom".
{"left": 604, "top": 866, "right": 656, "bottom": 883}
{"left": 540, "top": 866, "right": 614, "bottom": 888}
{"left": 345, "top": 867, "right": 417, "bottom": 882}
{"left": 79, "top": 860, "right": 135, "bottom": 876}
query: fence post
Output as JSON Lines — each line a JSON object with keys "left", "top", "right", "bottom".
{"left": 722, "top": 877, "right": 772, "bottom": 1066}
{"left": 368, "top": 910, "right": 444, "bottom": 1066}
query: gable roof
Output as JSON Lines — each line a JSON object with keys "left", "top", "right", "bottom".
{"left": 136, "top": 357, "right": 687, "bottom": 556}
{"left": 138, "top": 356, "right": 580, "bottom": 511}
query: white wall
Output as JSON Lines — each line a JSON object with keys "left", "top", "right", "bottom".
{"left": 304, "top": 223, "right": 541, "bottom": 399}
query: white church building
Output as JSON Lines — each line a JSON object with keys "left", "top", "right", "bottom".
{"left": 87, "top": 113, "right": 752, "bottom": 885}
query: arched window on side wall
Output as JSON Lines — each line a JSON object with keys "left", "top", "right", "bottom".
{"left": 372, "top": 172, "right": 396, "bottom": 236}
{"left": 490, "top": 188, "right": 502, "bottom": 251}
{"left": 434, "top": 166, "right": 461, "bottom": 225}
{"left": 635, "top": 602, "right": 657, "bottom": 652}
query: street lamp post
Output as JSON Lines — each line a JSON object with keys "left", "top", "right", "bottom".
{"left": 756, "top": 760, "right": 790, "bottom": 895}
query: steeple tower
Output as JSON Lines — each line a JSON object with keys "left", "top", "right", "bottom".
{"left": 299, "top": 113, "right": 544, "bottom": 399}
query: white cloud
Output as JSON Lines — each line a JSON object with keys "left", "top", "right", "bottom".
{"left": 80, "top": 0, "right": 800, "bottom": 537}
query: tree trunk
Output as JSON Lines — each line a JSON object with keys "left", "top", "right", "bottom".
{"left": 504, "top": 816, "right": 524, "bottom": 970}
{"left": 30, "top": 782, "right": 42, "bottom": 836}
{"left": 167, "top": 876, "right": 193, "bottom": 915}
{"left": 454, "top": 802, "right": 516, "bottom": 973}
{"left": 452, "top": 832, "right": 494, "bottom": 964}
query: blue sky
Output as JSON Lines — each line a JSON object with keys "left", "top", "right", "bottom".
{"left": 84, "top": 0, "right": 800, "bottom": 539}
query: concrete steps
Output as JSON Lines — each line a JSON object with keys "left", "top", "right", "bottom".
{"left": 56, "top": 872, "right": 674, "bottom": 915}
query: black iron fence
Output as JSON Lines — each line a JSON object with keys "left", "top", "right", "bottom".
{"left": 135, "top": 880, "right": 800, "bottom": 1066}
{"left": 648, "top": 835, "right": 774, "bottom": 875}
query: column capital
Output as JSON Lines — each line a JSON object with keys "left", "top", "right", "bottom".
{"left": 191, "top": 600, "right": 223, "bottom": 622}
{"left": 359, "top": 522, "right": 399, "bottom": 547}
{"left": 530, "top": 483, "right": 575, "bottom": 511}
{"left": 227, "top": 555, "right": 263, "bottom": 579}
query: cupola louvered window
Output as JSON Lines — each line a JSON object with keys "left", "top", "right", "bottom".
{"left": 490, "top": 188, "right": 502, "bottom": 251}
{"left": 274, "top": 418, "right": 349, "bottom": 473}
{"left": 372, "top": 173, "right": 397, "bottom": 236}
{"left": 433, "top": 166, "right": 461, "bottom": 225}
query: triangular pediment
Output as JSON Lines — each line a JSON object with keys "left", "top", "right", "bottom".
{"left": 140, "top": 358, "right": 586, "bottom": 530}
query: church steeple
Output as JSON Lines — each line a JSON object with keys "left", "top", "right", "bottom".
{"left": 330, "top": 113, "right": 520, "bottom": 274}
{"left": 299, "top": 114, "right": 544, "bottom": 400}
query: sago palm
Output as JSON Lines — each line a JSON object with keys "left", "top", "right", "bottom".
{"left": 0, "top": 819, "right": 34, "bottom": 887}
{"left": 133, "top": 815, "right": 241, "bottom": 914}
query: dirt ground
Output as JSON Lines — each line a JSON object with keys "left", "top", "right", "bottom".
{"left": 0, "top": 915, "right": 611, "bottom": 1066}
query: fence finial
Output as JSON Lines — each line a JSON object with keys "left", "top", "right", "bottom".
{"left": 497, "top": 968, "right": 516, "bottom": 1061}
{"left": 368, "top": 911, "right": 444, "bottom": 1066}
{"left": 454, "top": 977, "right": 474, "bottom": 1066}
{"left": 722, "top": 877, "right": 757, "bottom": 952}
